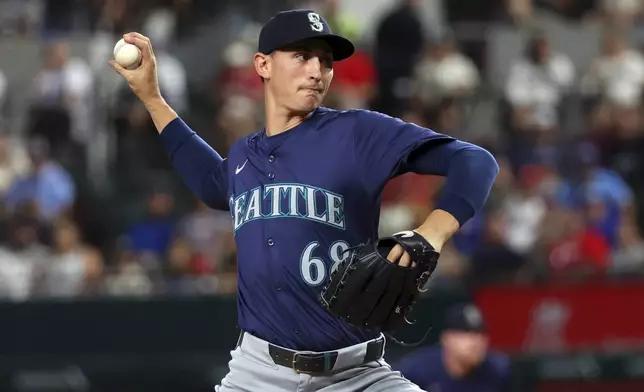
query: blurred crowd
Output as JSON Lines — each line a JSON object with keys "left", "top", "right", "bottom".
{"left": 1, "top": 0, "right": 644, "bottom": 302}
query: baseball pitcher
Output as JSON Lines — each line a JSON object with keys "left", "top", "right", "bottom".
{"left": 110, "top": 9, "right": 499, "bottom": 392}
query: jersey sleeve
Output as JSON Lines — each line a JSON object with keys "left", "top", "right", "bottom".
{"left": 352, "top": 110, "right": 454, "bottom": 196}
{"left": 160, "top": 118, "right": 229, "bottom": 210}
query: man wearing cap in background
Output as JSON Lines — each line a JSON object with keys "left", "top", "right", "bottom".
{"left": 394, "top": 303, "right": 511, "bottom": 391}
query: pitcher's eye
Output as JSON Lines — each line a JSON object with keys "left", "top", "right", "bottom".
{"left": 322, "top": 56, "right": 333, "bottom": 69}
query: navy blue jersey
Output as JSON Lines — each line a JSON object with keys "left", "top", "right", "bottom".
{"left": 160, "top": 107, "right": 498, "bottom": 351}
{"left": 227, "top": 108, "right": 452, "bottom": 350}
{"left": 394, "top": 346, "right": 511, "bottom": 392}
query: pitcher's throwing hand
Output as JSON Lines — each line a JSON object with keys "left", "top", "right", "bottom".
{"left": 109, "top": 33, "right": 162, "bottom": 105}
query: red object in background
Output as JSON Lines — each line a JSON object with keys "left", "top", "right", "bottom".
{"left": 474, "top": 282, "right": 644, "bottom": 353}
{"left": 332, "top": 50, "right": 375, "bottom": 88}
{"left": 190, "top": 253, "right": 212, "bottom": 275}
{"left": 381, "top": 173, "right": 442, "bottom": 207}
{"left": 548, "top": 228, "right": 610, "bottom": 275}
{"left": 216, "top": 67, "right": 263, "bottom": 99}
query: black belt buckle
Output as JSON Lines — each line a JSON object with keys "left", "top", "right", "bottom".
{"left": 292, "top": 351, "right": 335, "bottom": 374}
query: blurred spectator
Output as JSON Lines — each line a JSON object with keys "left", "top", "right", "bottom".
{"left": 611, "top": 217, "right": 644, "bottom": 275}
{"left": 0, "top": 67, "right": 6, "bottom": 119}
{"left": 506, "top": 0, "right": 535, "bottom": 25}
{"left": 600, "top": 0, "right": 643, "bottom": 26}
{"left": 215, "top": 40, "right": 264, "bottom": 104}
{"left": 141, "top": 7, "right": 188, "bottom": 114}
{"left": 2, "top": 0, "right": 644, "bottom": 298}
{"left": 0, "top": 0, "right": 43, "bottom": 38}
{"left": 556, "top": 142, "right": 634, "bottom": 247}
{"left": 103, "top": 247, "right": 154, "bottom": 296}
{"left": 484, "top": 155, "right": 516, "bottom": 211}
{"left": 590, "top": 105, "right": 644, "bottom": 227}
{"left": 215, "top": 95, "right": 260, "bottom": 150}
{"left": 126, "top": 189, "right": 177, "bottom": 263}
{"left": 581, "top": 32, "right": 644, "bottom": 108}
{"left": 413, "top": 32, "right": 480, "bottom": 107}
{"left": 165, "top": 237, "right": 219, "bottom": 295}
{"left": 501, "top": 164, "right": 548, "bottom": 255}
{"left": 373, "top": 0, "right": 425, "bottom": 117}
{"left": 5, "top": 137, "right": 76, "bottom": 223}
{"left": 112, "top": 102, "right": 170, "bottom": 173}
{"left": 86, "top": 0, "right": 145, "bottom": 73}
{"left": 327, "top": 45, "right": 376, "bottom": 110}
{"left": 380, "top": 171, "right": 441, "bottom": 236}
{"left": 38, "top": 219, "right": 103, "bottom": 298}
{"left": 428, "top": 242, "right": 470, "bottom": 288}
{"left": 110, "top": 8, "right": 187, "bottom": 174}
{"left": 547, "top": 208, "right": 610, "bottom": 280}
{"left": 0, "top": 215, "right": 48, "bottom": 301}
{"left": 536, "top": 0, "right": 598, "bottom": 21}
{"left": 0, "top": 133, "right": 31, "bottom": 197}
{"left": 470, "top": 211, "right": 526, "bottom": 284}
{"left": 328, "top": 0, "right": 361, "bottom": 36}
{"left": 27, "top": 40, "right": 94, "bottom": 157}
{"left": 431, "top": 98, "right": 475, "bottom": 140}
{"left": 505, "top": 32, "right": 575, "bottom": 133}
{"left": 393, "top": 303, "right": 511, "bottom": 391}
{"left": 90, "top": 0, "right": 134, "bottom": 34}
{"left": 41, "top": 0, "right": 85, "bottom": 35}
{"left": 178, "top": 199, "right": 234, "bottom": 272}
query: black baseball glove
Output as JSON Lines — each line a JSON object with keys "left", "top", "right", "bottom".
{"left": 320, "top": 231, "right": 440, "bottom": 331}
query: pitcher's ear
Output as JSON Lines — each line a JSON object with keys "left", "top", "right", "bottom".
{"left": 254, "top": 52, "right": 271, "bottom": 80}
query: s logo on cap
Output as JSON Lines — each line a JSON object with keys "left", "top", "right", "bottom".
{"left": 308, "top": 12, "right": 323, "bottom": 32}
{"left": 464, "top": 305, "right": 483, "bottom": 327}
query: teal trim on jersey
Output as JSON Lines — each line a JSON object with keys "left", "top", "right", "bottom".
{"left": 232, "top": 182, "right": 346, "bottom": 233}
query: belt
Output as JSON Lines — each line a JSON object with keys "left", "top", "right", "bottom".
{"left": 238, "top": 331, "right": 385, "bottom": 375}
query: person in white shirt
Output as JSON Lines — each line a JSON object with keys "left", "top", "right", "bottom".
{"left": 581, "top": 32, "right": 644, "bottom": 108}
{"left": 505, "top": 33, "right": 576, "bottom": 131}
{"left": 414, "top": 32, "right": 480, "bottom": 105}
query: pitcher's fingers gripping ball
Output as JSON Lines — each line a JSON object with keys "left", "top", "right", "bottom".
{"left": 113, "top": 38, "right": 142, "bottom": 70}
{"left": 109, "top": 33, "right": 162, "bottom": 107}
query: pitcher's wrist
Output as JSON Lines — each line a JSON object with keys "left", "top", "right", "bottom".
{"left": 143, "top": 94, "right": 166, "bottom": 112}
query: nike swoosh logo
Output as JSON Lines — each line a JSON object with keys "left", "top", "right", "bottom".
{"left": 235, "top": 159, "right": 248, "bottom": 175}
{"left": 394, "top": 230, "right": 415, "bottom": 238}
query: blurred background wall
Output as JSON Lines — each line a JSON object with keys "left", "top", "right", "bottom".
{"left": 2, "top": 0, "right": 644, "bottom": 391}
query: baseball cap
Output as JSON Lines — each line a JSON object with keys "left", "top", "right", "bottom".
{"left": 444, "top": 303, "right": 486, "bottom": 333}
{"left": 258, "top": 9, "right": 355, "bottom": 61}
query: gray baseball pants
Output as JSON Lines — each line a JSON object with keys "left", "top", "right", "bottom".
{"left": 214, "top": 331, "right": 425, "bottom": 391}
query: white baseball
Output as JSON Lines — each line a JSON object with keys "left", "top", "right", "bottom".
{"left": 113, "top": 38, "right": 142, "bottom": 69}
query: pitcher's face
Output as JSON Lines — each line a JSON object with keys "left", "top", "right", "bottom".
{"left": 256, "top": 39, "right": 334, "bottom": 113}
